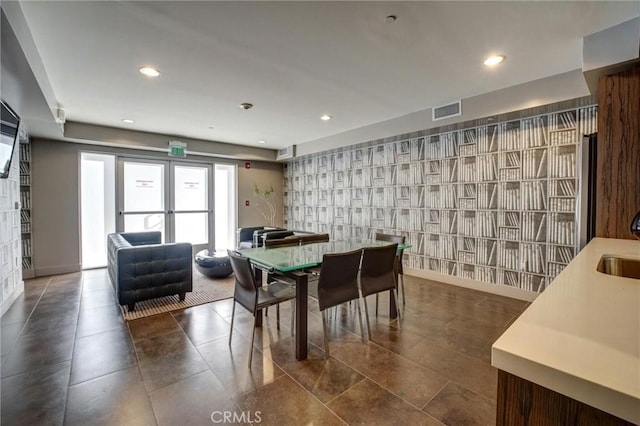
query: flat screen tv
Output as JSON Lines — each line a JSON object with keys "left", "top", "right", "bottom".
{"left": 0, "top": 99, "right": 21, "bottom": 179}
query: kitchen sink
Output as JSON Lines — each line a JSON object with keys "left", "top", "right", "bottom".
{"left": 596, "top": 255, "right": 640, "bottom": 279}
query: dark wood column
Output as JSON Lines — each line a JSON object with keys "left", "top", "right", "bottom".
{"left": 596, "top": 65, "right": 640, "bottom": 239}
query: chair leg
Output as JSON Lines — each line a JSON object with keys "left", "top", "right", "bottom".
{"left": 375, "top": 294, "right": 379, "bottom": 317}
{"left": 248, "top": 324, "right": 256, "bottom": 368}
{"left": 321, "top": 310, "right": 330, "bottom": 359}
{"left": 356, "top": 298, "right": 366, "bottom": 343}
{"left": 290, "top": 300, "right": 295, "bottom": 336}
{"left": 393, "top": 288, "right": 402, "bottom": 330}
{"left": 228, "top": 301, "right": 236, "bottom": 346}
{"left": 400, "top": 274, "right": 406, "bottom": 305}
{"left": 362, "top": 296, "right": 372, "bottom": 341}
{"left": 276, "top": 304, "right": 280, "bottom": 330}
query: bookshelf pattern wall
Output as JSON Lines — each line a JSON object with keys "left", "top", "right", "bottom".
{"left": 283, "top": 105, "right": 598, "bottom": 292}
{"left": 19, "top": 133, "right": 34, "bottom": 278}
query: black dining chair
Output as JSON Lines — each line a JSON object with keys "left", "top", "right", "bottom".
{"left": 227, "top": 250, "right": 296, "bottom": 367}
{"left": 309, "top": 249, "right": 365, "bottom": 358}
{"left": 298, "top": 233, "right": 330, "bottom": 244}
{"left": 359, "top": 243, "right": 401, "bottom": 340}
{"left": 374, "top": 233, "right": 407, "bottom": 312}
{"left": 263, "top": 235, "right": 300, "bottom": 247}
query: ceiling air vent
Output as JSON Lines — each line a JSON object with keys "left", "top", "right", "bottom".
{"left": 276, "top": 145, "right": 296, "bottom": 161}
{"left": 432, "top": 101, "right": 462, "bottom": 121}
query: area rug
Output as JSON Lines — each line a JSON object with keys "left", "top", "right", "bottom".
{"left": 119, "top": 267, "right": 235, "bottom": 321}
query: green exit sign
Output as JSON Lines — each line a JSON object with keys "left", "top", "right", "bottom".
{"left": 168, "top": 141, "right": 186, "bottom": 158}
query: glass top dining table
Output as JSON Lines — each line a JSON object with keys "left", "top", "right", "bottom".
{"left": 238, "top": 239, "right": 411, "bottom": 272}
{"left": 237, "top": 238, "right": 411, "bottom": 361}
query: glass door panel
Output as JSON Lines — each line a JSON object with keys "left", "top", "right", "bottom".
{"left": 124, "top": 213, "right": 165, "bottom": 235}
{"left": 174, "top": 165, "right": 207, "bottom": 210}
{"left": 120, "top": 160, "right": 167, "bottom": 241}
{"left": 175, "top": 212, "right": 208, "bottom": 245}
{"left": 124, "top": 162, "right": 164, "bottom": 212}
{"left": 173, "top": 164, "right": 211, "bottom": 251}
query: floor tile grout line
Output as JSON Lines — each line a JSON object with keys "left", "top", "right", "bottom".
{"left": 125, "top": 313, "right": 163, "bottom": 425}
{"left": 1, "top": 276, "right": 53, "bottom": 362}
{"left": 59, "top": 273, "right": 85, "bottom": 426}
{"left": 200, "top": 323, "right": 351, "bottom": 426}
{"left": 420, "top": 380, "right": 451, "bottom": 411}
{"left": 212, "top": 320, "right": 353, "bottom": 426}
{"left": 328, "top": 343, "right": 446, "bottom": 412}
{"left": 265, "top": 351, "right": 350, "bottom": 425}
{"left": 426, "top": 294, "right": 518, "bottom": 324}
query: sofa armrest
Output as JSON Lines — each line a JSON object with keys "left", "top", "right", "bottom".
{"left": 120, "top": 231, "right": 162, "bottom": 246}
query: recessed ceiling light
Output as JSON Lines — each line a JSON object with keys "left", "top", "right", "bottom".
{"left": 139, "top": 67, "right": 160, "bottom": 77}
{"left": 122, "top": 119, "right": 135, "bottom": 124}
{"left": 208, "top": 126, "right": 215, "bottom": 129}
{"left": 320, "top": 114, "right": 332, "bottom": 121}
{"left": 258, "top": 140, "right": 266, "bottom": 144}
{"left": 240, "top": 103, "right": 253, "bottom": 110}
{"left": 483, "top": 55, "right": 506, "bottom": 66}
{"left": 385, "top": 15, "right": 397, "bottom": 23}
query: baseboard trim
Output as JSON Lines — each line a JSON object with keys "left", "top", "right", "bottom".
{"left": 1, "top": 281, "right": 25, "bottom": 316}
{"left": 405, "top": 268, "right": 539, "bottom": 302}
{"left": 35, "top": 264, "right": 82, "bottom": 277}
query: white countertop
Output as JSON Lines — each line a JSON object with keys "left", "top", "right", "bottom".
{"left": 492, "top": 237, "right": 640, "bottom": 424}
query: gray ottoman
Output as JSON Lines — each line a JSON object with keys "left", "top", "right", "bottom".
{"left": 194, "top": 249, "right": 233, "bottom": 278}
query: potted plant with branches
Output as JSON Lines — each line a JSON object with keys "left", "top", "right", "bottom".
{"left": 253, "top": 184, "right": 277, "bottom": 226}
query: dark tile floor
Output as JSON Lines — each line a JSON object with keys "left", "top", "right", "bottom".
{"left": 1, "top": 269, "right": 529, "bottom": 425}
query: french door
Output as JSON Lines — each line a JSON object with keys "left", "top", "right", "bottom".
{"left": 117, "top": 158, "right": 212, "bottom": 252}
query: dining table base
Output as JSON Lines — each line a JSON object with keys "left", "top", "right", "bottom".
{"left": 254, "top": 268, "right": 308, "bottom": 360}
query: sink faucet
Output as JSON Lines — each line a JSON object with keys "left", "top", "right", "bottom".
{"left": 632, "top": 210, "right": 640, "bottom": 240}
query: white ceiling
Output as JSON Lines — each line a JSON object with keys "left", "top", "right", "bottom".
{"left": 15, "top": 1, "right": 640, "bottom": 149}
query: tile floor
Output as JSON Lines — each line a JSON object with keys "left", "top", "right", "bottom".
{"left": 1, "top": 268, "right": 529, "bottom": 425}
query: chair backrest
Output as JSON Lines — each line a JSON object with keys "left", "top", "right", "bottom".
{"left": 264, "top": 237, "right": 301, "bottom": 247}
{"left": 299, "top": 233, "right": 330, "bottom": 244}
{"left": 317, "top": 249, "right": 362, "bottom": 312}
{"left": 263, "top": 230, "right": 295, "bottom": 240}
{"left": 264, "top": 233, "right": 330, "bottom": 247}
{"left": 375, "top": 233, "right": 405, "bottom": 274}
{"left": 360, "top": 243, "right": 398, "bottom": 298}
{"left": 227, "top": 250, "right": 258, "bottom": 313}
{"left": 375, "top": 233, "right": 405, "bottom": 245}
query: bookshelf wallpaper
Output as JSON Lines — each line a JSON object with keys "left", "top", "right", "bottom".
{"left": 283, "top": 105, "right": 598, "bottom": 292}
{"left": 0, "top": 129, "right": 26, "bottom": 311}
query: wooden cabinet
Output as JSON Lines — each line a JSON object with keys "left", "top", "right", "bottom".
{"left": 596, "top": 66, "right": 640, "bottom": 239}
{"left": 496, "top": 370, "right": 635, "bottom": 426}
